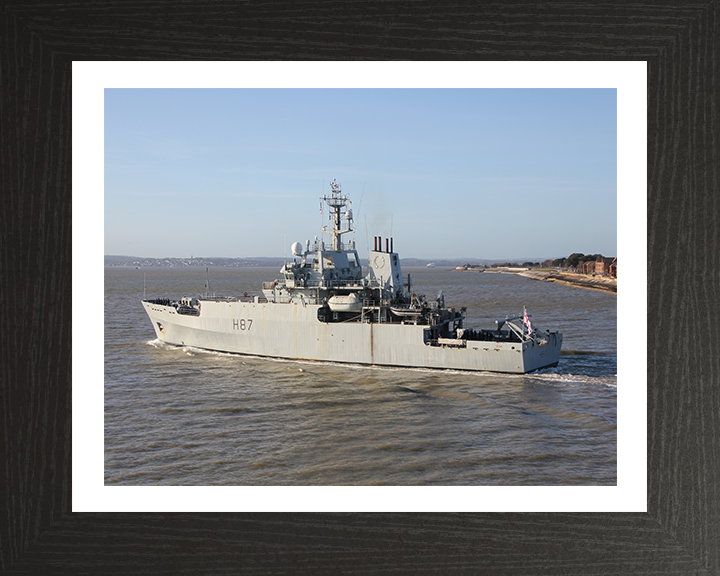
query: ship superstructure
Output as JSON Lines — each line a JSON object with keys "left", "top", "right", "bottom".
{"left": 142, "top": 180, "right": 562, "bottom": 373}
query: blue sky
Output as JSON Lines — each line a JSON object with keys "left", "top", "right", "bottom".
{"left": 105, "top": 88, "right": 616, "bottom": 260}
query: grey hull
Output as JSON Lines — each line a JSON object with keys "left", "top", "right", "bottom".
{"left": 143, "top": 299, "right": 563, "bottom": 374}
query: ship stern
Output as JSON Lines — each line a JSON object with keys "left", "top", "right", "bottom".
{"left": 521, "top": 332, "right": 563, "bottom": 373}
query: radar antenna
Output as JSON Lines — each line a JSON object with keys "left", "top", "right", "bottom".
{"left": 321, "top": 178, "right": 354, "bottom": 251}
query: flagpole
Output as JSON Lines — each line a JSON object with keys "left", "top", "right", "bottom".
{"left": 523, "top": 305, "right": 532, "bottom": 336}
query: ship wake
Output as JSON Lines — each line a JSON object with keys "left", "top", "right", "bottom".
{"left": 146, "top": 338, "right": 615, "bottom": 389}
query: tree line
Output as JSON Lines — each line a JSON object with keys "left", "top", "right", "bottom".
{"left": 543, "top": 253, "right": 606, "bottom": 269}
{"left": 461, "top": 253, "right": 607, "bottom": 270}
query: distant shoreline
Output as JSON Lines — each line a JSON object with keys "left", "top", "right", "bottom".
{"left": 460, "top": 267, "right": 617, "bottom": 294}
{"left": 515, "top": 269, "right": 617, "bottom": 294}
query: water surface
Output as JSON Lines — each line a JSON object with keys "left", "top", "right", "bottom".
{"left": 105, "top": 266, "right": 617, "bottom": 485}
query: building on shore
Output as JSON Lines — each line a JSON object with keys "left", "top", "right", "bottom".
{"left": 582, "top": 256, "right": 617, "bottom": 278}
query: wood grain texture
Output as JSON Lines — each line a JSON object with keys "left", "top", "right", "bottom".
{"left": 1, "top": 1, "right": 718, "bottom": 574}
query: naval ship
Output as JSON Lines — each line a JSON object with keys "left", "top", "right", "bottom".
{"left": 142, "top": 180, "right": 562, "bottom": 373}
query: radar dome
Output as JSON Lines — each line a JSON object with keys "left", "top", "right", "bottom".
{"left": 291, "top": 241, "right": 303, "bottom": 256}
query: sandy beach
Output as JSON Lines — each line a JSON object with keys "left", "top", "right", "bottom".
{"left": 515, "top": 269, "right": 617, "bottom": 294}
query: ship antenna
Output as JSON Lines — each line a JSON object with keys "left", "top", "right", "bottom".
{"left": 143, "top": 272, "right": 147, "bottom": 300}
{"left": 205, "top": 267, "right": 210, "bottom": 297}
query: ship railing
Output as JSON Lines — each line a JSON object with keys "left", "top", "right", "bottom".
{"left": 310, "top": 240, "right": 356, "bottom": 252}
{"left": 303, "top": 278, "right": 366, "bottom": 289}
{"left": 265, "top": 278, "right": 367, "bottom": 290}
{"left": 359, "top": 298, "right": 390, "bottom": 324}
{"left": 297, "top": 295, "right": 323, "bottom": 305}
{"left": 324, "top": 278, "right": 365, "bottom": 288}
{"left": 200, "top": 294, "right": 269, "bottom": 304}
{"left": 361, "top": 298, "right": 393, "bottom": 308}
{"left": 200, "top": 295, "right": 239, "bottom": 303}
{"left": 199, "top": 294, "right": 234, "bottom": 302}
{"left": 242, "top": 295, "right": 268, "bottom": 303}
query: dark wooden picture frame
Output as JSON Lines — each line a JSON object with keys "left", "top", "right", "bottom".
{"left": 2, "top": 3, "right": 717, "bottom": 574}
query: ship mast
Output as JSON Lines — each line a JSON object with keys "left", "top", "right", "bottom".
{"left": 321, "top": 179, "right": 354, "bottom": 251}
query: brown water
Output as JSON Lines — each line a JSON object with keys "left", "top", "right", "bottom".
{"left": 104, "top": 266, "right": 617, "bottom": 485}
